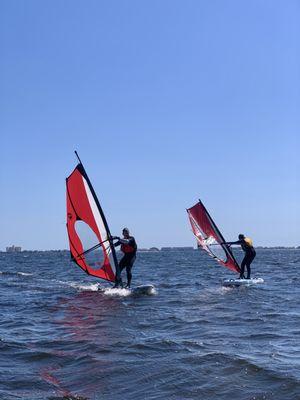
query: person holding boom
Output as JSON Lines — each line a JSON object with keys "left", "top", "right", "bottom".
{"left": 112, "top": 228, "right": 137, "bottom": 288}
{"left": 223, "top": 234, "right": 256, "bottom": 279}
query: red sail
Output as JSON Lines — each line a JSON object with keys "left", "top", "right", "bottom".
{"left": 66, "top": 163, "right": 118, "bottom": 282}
{"left": 187, "top": 200, "right": 240, "bottom": 273}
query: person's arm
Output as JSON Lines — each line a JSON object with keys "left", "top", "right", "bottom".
{"left": 112, "top": 238, "right": 133, "bottom": 247}
{"left": 117, "top": 238, "right": 133, "bottom": 245}
{"left": 222, "top": 240, "right": 242, "bottom": 246}
{"left": 111, "top": 236, "right": 121, "bottom": 247}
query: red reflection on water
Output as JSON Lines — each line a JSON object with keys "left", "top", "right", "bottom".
{"left": 38, "top": 288, "right": 126, "bottom": 399}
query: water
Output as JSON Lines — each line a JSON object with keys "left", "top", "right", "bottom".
{"left": 0, "top": 249, "right": 299, "bottom": 400}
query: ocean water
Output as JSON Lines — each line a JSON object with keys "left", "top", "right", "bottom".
{"left": 0, "top": 249, "right": 299, "bottom": 400}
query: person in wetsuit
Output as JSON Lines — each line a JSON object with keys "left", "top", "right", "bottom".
{"left": 224, "top": 234, "right": 256, "bottom": 279}
{"left": 113, "top": 228, "right": 137, "bottom": 288}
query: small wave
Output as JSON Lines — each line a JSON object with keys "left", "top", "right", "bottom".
{"left": 54, "top": 280, "right": 101, "bottom": 292}
{"left": 17, "top": 271, "right": 32, "bottom": 276}
{"left": 289, "top": 258, "right": 300, "bottom": 264}
{"left": 68, "top": 282, "right": 100, "bottom": 292}
{"left": 248, "top": 332, "right": 287, "bottom": 340}
{"left": 48, "top": 396, "right": 88, "bottom": 400}
{"left": 292, "top": 277, "right": 300, "bottom": 282}
{"left": 159, "top": 282, "right": 186, "bottom": 289}
{"left": 145, "top": 286, "right": 157, "bottom": 296}
{"left": 132, "top": 285, "right": 157, "bottom": 296}
{"left": 0, "top": 338, "right": 26, "bottom": 352}
{"left": 0, "top": 271, "right": 32, "bottom": 277}
{"left": 127, "top": 338, "right": 184, "bottom": 353}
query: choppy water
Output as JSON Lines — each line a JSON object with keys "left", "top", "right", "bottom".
{"left": 0, "top": 249, "right": 299, "bottom": 400}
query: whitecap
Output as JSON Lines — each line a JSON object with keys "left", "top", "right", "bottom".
{"left": 17, "top": 272, "right": 33, "bottom": 276}
{"left": 68, "top": 282, "right": 100, "bottom": 291}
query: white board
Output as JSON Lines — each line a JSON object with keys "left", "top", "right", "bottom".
{"left": 101, "top": 284, "right": 155, "bottom": 296}
{"left": 222, "top": 277, "right": 264, "bottom": 287}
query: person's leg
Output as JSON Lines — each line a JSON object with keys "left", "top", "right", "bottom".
{"left": 246, "top": 253, "right": 256, "bottom": 279}
{"left": 125, "top": 266, "right": 132, "bottom": 288}
{"left": 125, "top": 256, "right": 135, "bottom": 288}
{"left": 245, "top": 261, "right": 251, "bottom": 279}
{"left": 113, "top": 257, "right": 125, "bottom": 287}
{"left": 240, "top": 256, "right": 246, "bottom": 278}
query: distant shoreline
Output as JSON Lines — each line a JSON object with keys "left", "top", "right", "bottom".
{"left": 1, "top": 247, "right": 300, "bottom": 253}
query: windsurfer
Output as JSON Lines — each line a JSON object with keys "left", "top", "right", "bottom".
{"left": 223, "top": 234, "right": 256, "bottom": 279}
{"left": 113, "top": 228, "right": 137, "bottom": 288}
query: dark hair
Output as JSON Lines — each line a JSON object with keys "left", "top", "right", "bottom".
{"left": 238, "top": 234, "right": 245, "bottom": 239}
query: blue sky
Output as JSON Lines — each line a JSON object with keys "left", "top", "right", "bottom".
{"left": 1, "top": 0, "right": 299, "bottom": 250}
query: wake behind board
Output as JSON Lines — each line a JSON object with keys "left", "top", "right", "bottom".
{"left": 222, "top": 277, "right": 264, "bottom": 287}
{"left": 100, "top": 284, "right": 155, "bottom": 296}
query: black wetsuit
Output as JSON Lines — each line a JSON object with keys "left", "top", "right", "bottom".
{"left": 227, "top": 239, "right": 256, "bottom": 279}
{"left": 114, "top": 236, "right": 137, "bottom": 287}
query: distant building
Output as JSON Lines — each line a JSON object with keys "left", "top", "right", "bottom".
{"left": 172, "top": 246, "right": 194, "bottom": 251}
{"left": 148, "top": 247, "right": 160, "bottom": 252}
{"left": 6, "top": 245, "right": 22, "bottom": 253}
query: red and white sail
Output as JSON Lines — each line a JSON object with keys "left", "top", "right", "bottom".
{"left": 66, "top": 161, "right": 118, "bottom": 282}
{"left": 187, "top": 200, "right": 240, "bottom": 273}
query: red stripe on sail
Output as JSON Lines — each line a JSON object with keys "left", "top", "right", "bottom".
{"left": 187, "top": 201, "right": 240, "bottom": 273}
{"left": 66, "top": 166, "right": 116, "bottom": 282}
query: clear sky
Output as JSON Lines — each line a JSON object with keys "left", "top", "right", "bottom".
{"left": 1, "top": 0, "right": 299, "bottom": 250}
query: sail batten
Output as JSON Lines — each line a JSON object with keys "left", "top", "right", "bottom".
{"left": 66, "top": 160, "right": 118, "bottom": 282}
{"left": 187, "top": 200, "right": 240, "bottom": 273}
